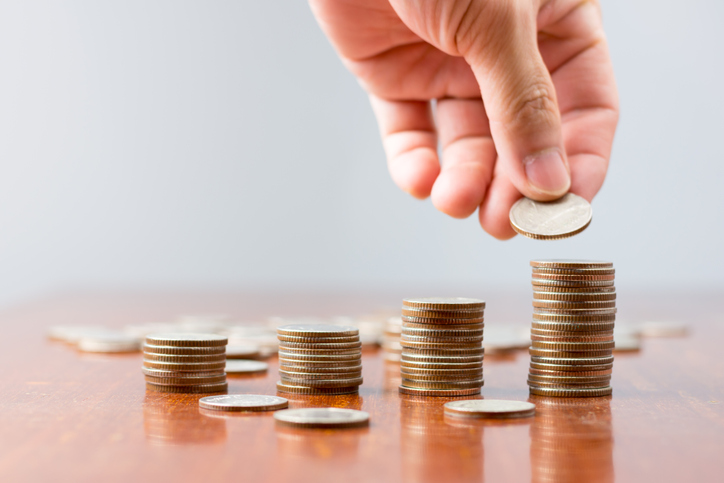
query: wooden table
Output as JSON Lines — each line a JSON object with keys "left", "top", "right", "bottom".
{"left": 0, "top": 290, "right": 722, "bottom": 483}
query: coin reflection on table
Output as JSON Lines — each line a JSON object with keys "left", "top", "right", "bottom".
{"left": 529, "top": 396, "right": 613, "bottom": 483}
{"left": 400, "top": 396, "right": 484, "bottom": 483}
{"left": 143, "top": 392, "right": 226, "bottom": 445}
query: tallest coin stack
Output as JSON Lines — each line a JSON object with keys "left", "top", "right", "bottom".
{"left": 527, "top": 260, "right": 616, "bottom": 397}
{"left": 399, "top": 297, "right": 485, "bottom": 397}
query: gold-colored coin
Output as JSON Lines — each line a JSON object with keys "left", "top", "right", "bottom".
{"left": 277, "top": 334, "right": 360, "bottom": 344}
{"left": 401, "top": 308, "right": 484, "bottom": 319}
{"left": 400, "top": 369, "right": 483, "bottom": 380}
{"left": 401, "top": 361, "right": 483, "bottom": 371}
{"left": 146, "top": 382, "right": 228, "bottom": 394}
{"left": 401, "top": 340, "right": 482, "bottom": 351}
{"left": 278, "top": 350, "right": 361, "bottom": 361}
{"left": 279, "top": 376, "right": 363, "bottom": 387}
{"left": 532, "top": 279, "right": 615, "bottom": 288}
{"left": 279, "top": 341, "right": 362, "bottom": 350}
{"left": 531, "top": 327, "right": 614, "bottom": 337}
{"left": 402, "top": 297, "right": 485, "bottom": 310}
{"left": 145, "top": 333, "right": 227, "bottom": 348}
{"left": 144, "top": 374, "right": 227, "bottom": 385}
{"left": 401, "top": 333, "right": 483, "bottom": 344}
{"left": 142, "top": 367, "right": 223, "bottom": 377}
{"left": 143, "top": 344, "right": 226, "bottom": 356}
{"left": 401, "top": 353, "right": 484, "bottom": 364}
{"left": 279, "top": 369, "right": 362, "bottom": 379}
{"left": 532, "top": 285, "right": 616, "bottom": 294}
{"left": 403, "top": 347, "right": 485, "bottom": 357}
{"left": 534, "top": 307, "right": 617, "bottom": 316}
{"left": 530, "top": 355, "right": 614, "bottom": 365}
{"left": 279, "top": 364, "right": 362, "bottom": 373}
{"left": 533, "top": 291, "right": 616, "bottom": 301}
{"left": 532, "top": 299, "right": 616, "bottom": 309}
{"left": 532, "top": 313, "right": 616, "bottom": 323}
{"left": 528, "top": 385, "right": 613, "bottom": 397}
{"left": 529, "top": 368, "right": 612, "bottom": 377}
{"left": 531, "top": 334, "right": 613, "bottom": 343}
{"left": 531, "top": 340, "right": 615, "bottom": 351}
{"left": 532, "top": 273, "right": 616, "bottom": 282}
{"left": 275, "top": 381, "right": 359, "bottom": 395}
{"left": 527, "top": 379, "right": 610, "bottom": 389}
{"left": 401, "top": 322, "right": 484, "bottom": 333}
{"left": 398, "top": 386, "right": 481, "bottom": 397}
{"left": 531, "top": 321, "right": 616, "bottom": 332}
{"left": 527, "top": 374, "right": 611, "bottom": 384}
{"left": 401, "top": 378, "right": 484, "bottom": 390}
{"left": 143, "top": 352, "right": 226, "bottom": 363}
{"left": 529, "top": 347, "right": 613, "bottom": 358}
{"left": 142, "top": 360, "right": 226, "bottom": 371}
{"left": 529, "top": 361, "right": 613, "bottom": 372}
{"left": 401, "top": 315, "right": 485, "bottom": 325}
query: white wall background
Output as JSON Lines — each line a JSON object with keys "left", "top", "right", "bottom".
{"left": 0, "top": 1, "right": 721, "bottom": 305}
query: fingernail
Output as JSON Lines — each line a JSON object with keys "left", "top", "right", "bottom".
{"left": 523, "top": 149, "right": 570, "bottom": 195}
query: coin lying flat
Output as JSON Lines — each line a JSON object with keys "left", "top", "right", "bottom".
{"left": 274, "top": 408, "right": 369, "bottom": 429}
{"left": 510, "top": 193, "right": 592, "bottom": 240}
{"left": 638, "top": 321, "right": 689, "bottom": 338}
{"left": 276, "top": 324, "right": 359, "bottom": 338}
{"left": 444, "top": 399, "right": 536, "bottom": 419}
{"left": 77, "top": 333, "right": 141, "bottom": 353}
{"left": 225, "top": 360, "right": 269, "bottom": 374}
{"left": 199, "top": 394, "right": 288, "bottom": 412}
{"left": 145, "top": 333, "right": 228, "bottom": 347}
{"left": 402, "top": 297, "right": 486, "bottom": 310}
{"left": 226, "top": 344, "right": 261, "bottom": 359}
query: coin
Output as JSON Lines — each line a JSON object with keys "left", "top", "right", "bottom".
{"left": 226, "top": 344, "right": 261, "bottom": 359}
{"left": 225, "top": 360, "right": 268, "bottom": 374}
{"left": 401, "top": 333, "right": 483, "bottom": 343}
{"left": 531, "top": 355, "right": 614, "bottom": 365}
{"left": 273, "top": 408, "right": 369, "bottom": 429}
{"left": 77, "top": 334, "right": 141, "bottom": 353}
{"left": 144, "top": 352, "right": 226, "bottom": 363}
{"left": 277, "top": 350, "right": 361, "bottom": 361}
{"left": 401, "top": 361, "right": 483, "bottom": 370}
{"left": 613, "top": 336, "right": 641, "bottom": 352}
{"left": 528, "top": 386, "right": 612, "bottom": 397}
{"left": 530, "top": 259, "right": 613, "bottom": 269}
{"left": 398, "top": 386, "right": 481, "bottom": 397}
{"left": 143, "top": 360, "right": 227, "bottom": 371}
{"left": 144, "top": 374, "right": 227, "bottom": 385}
{"left": 276, "top": 324, "right": 359, "bottom": 338}
{"left": 401, "top": 378, "right": 484, "bottom": 390}
{"left": 401, "top": 308, "right": 485, "bottom": 319}
{"left": 402, "top": 323, "right": 485, "bottom": 333}
{"left": 277, "top": 335, "right": 360, "bottom": 344}
{"left": 146, "top": 382, "right": 228, "bottom": 394}
{"left": 402, "top": 297, "right": 485, "bottom": 310}
{"left": 142, "top": 344, "right": 226, "bottom": 356}
{"left": 404, "top": 347, "right": 485, "bottom": 357}
{"left": 509, "top": 193, "right": 592, "bottom": 239}
{"left": 531, "top": 341, "right": 615, "bottom": 351}
{"left": 529, "top": 348, "right": 613, "bottom": 358}
{"left": 638, "top": 321, "right": 689, "bottom": 338}
{"left": 529, "top": 368, "right": 612, "bottom": 376}
{"left": 402, "top": 316, "right": 485, "bottom": 326}
{"left": 531, "top": 321, "right": 616, "bottom": 332}
{"left": 529, "top": 361, "right": 613, "bottom": 372}
{"left": 527, "top": 374, "right": 611, "bottom": 384}
{"left": 278, "top": 341, "right": 362, "bottom": 350}
{"left": 275, "top": 381, "right": 359, "bottom": 395}
{"left": 400, "top": 370, "right": 483, "bottom": 381}
{"left": 199, "top": 394, "right": 288, "bottom": 412}
{"left": 443, "top": 399, "right": 536, "bottom": 419}
{"left": 532, "top": 299, "right": 617, "bottom": 309}
{"left": 532, "top": 267, "right": 615, "bottom": 275}
{"left": 533, "top": 291, "right": 616, "bottom": 301}
{"left": 145, "top": 333, "right": 228, "bottom": 347}
{"left": 279, "top": 369, "right": 362, "bottom": 379}
{"left": 279, "top": 376, "right": 363, "bottom": 388}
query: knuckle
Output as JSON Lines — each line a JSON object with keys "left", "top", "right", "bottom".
{"left": 507, "top": 81, "right": 559, "bottom": 127}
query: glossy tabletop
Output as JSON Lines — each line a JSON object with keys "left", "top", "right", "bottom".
{"left": 0, "top": 290, "right": 722, "bottom": 483}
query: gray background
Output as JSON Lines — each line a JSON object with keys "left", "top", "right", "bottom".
{"left": 0, "top": 1, "right": 721, "bottom": 306}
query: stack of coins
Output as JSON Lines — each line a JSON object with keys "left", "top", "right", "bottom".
{"left": 381, "top": 316, "right": 403, "bottom": 362}
{"left": 276, "top": 324, "right": 363, "bottom": 395}
{"left": 527, "top": 260, "right": 616, "bottom": 397}
{"left": 399, "top": 297, "right": 485, "bottom": 397}
{"left": 143, "top": 333, "right": 228, "bottom": 393}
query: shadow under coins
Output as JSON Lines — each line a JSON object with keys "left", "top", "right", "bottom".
{"left": 143, "top": 391, "right": 227, "bottom": 446}
{"left": 400, "top": 395, "right": 485, "bottom": 483}
{"left": 528, "top": 396, "right": 614, "bottom": 483}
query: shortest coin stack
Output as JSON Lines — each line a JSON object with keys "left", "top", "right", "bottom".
{"left": 528, "top": 260, "right": 616, "bottom": 397}
{"left": 143, "top": 333, "right": 228, "bottom": 394}
{"left": 276, "top": 324, "right": 363, "bottom": 395}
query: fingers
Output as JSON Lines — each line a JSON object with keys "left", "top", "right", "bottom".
{"left": 458, "top": 1, "right": 570, "bottom": 201}
{"left": 369, "top": 95, "right": 439, "bottom": 199}
{"left": 432, "top": 98, "right": 497, "bottom": 218}
{"left": 478, "top": 170, "right": 521, "bottom": 240}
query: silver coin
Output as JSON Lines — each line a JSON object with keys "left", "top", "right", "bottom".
{"left": 638, "top": 321, "right": 689, "bottom": 338}
{"left": 509, "top": 192, "right": 592, "bottom": 240}
{"left": 444, "top": 399, "right": 536, "bottom": 419}
{"left": 277, "top": 324, "right": 359, "bottom": 337}
{"left": 77, "top": 333, "right": 141, "bottom": 353}
{"left": 225, "top": 360, "right": 268, "bottom": 374}
{"left": 47, "top": 326, "right": 118, "bottom": 343}
{"left": 145, "top": 333, "right": 228, "bottom": 347}
{"left": 199, "top": 394, "right": 288, "bottom": 412}
{"left": 226, "top": 344, "right": 261, "bottom": 359}
{"left": 613, "top": 336, "right": 641, "bottom": 352}
{"left": 273, "top": 408, "right": 369, "bottom": 428}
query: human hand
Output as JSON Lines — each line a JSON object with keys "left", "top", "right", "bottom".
{"left": 309, "top": 0, "right": 618, "bottom": 239}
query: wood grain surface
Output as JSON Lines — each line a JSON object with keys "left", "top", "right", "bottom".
{"left": 0, "top": 290, "right": 722, "bottom": 483}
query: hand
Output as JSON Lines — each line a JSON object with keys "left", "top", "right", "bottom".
{"left": 309, "top": 0, "right": 618, "bottom": 239}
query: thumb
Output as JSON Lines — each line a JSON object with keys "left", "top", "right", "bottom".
{"left": 460, "top": 1, "right": 570, "bottom": 200}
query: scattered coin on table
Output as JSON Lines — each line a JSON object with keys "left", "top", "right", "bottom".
{"left": 638, "top": 321, "right": 689, "bottom": 338}
{"left": 225, "top": 359, "right": 268, "bottom": 374}
{"left": 273, "top": 408, "right": 369, "bottom": 429}
{"left": 509, "top": 193, "right": 593, "bottom": 240}
{"left": 77, "top": 333, "right": 141, "bottom": 353}
{"left": 199, "top": 394, "right": 288, "bottom": 412}
{"left": 444, "top": 399, "right": 536, "bottom": 419}
{"left": 226, "top": 344, "right": 261, "bottom": 359}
